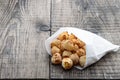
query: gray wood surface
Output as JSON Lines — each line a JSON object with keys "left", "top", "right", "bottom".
{"left": 51, "top": 0, "right": 120, "bottom": 79}
{"left": 0, "top": 0, "right": 120, "bottom": 79}
{"left": 0, "top": 0, "right": 50, "bottom": 78}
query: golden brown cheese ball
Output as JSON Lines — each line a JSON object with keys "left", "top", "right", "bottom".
{"left": 60, "top": 43, "right": 65, "bottom": 51}
{"left": 76, "top": 48, "right": 86, "bottom": 57}
{"left": 68, "top": 33, "right": 77, "bottom": 40}
{"left": 82, "top": 46, "right": 86, "bottom": 51}
{"left": 61, "top": 40, "right": 74, "bottom": 51}
{"left": 74, "top": 44, "right": 79, "bottom": 51}
{"left": 51, "top": 53, "right": 62, "bottom": 64}
{"left": 77, "top": 39, "right": 85, "bottom": 47}
{"left": 72, "top": 39, "right": 85, "bottom": 48}
{"left": 70, "top": 54, "right": 79, "bottom": 65}
{"left": 71, "top": 39, "right": 79, "bottom": 44}
{"left": 62, "top": 51, "right": 72, "bottom": 58}
{"left": 51, "top": 46, "right": 61, "bottom": 55}
{"left": 57, "top": 32, "right": 69, "bottom": 41}
{"left": 79, "top": 55, "right": 86, "bottom": 67}
{"left": 62, "top": 58, "right": 73, "bottom": 70}
{"left": 51, "top": 39, "right": 61, "bottom": 48}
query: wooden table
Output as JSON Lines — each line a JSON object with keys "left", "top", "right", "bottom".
{"left": 0, "top": 0, "right": 120, "bottom": 79}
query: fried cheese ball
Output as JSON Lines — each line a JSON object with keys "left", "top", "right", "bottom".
{"left": 62, "top": 58, "right": 73, "bottom": 70}
{"left": 57, "top": 32, "right": 69, "bottom": 41}
{"left": 61, "top": 40, "right": 74, "bottom": 51}
{"left": 77, "top": 39, "right": 85, "bottom": 47}
{"left": 51, "top": 46, "right": 61, "bottom": 55}
{"left": 62, "top": 51, "right": 72, "bottom": 58}
{"left": 82, "top": 46, "right": 86, "bottom": 51}
{"left": 51, "top": 39, "right": 61, "bottom": 48}
{"left": 68, "top": 33, "right": 77, "bottom": 40}
{"left": 51, "top": 53, "right": 62, "bottom": 64}
{"left": 74, "top": 44, "right": 79, "bottom": 51}
{"left": 79, "top": 55, "right": 86, "bottom": 67}
{"left": 72, "top": 39, "right": 85, "bottom": 48}
{"left": 60, "top": 43, "right": 65, "bottom": 51}
{"left": 76, "top": 48, "right": 86, "bottom": 57}
{"left": 70, "top": 54, "right": 79, "bottom": 65}
{"left": 71, "top": 39, "right": 79, "bottom": 44}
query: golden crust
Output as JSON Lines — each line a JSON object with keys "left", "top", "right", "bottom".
{"left": 61, "top": 40, "right": 74, "bottom": 51}
{"left": 62, "top": 51, "right": 72, "bottom": 58}
{"left": 51, "top": 39, "right": 61, "bottom": 48}
{"left": 68, "top": 33, "right": 77, "bottom": 40}
{"left": 74, "top": 44, "right": 79, "bottom": 51}
{"left": 70, "top": 54, "right": 79, "bottom": 65}
{"left": 57, "top": 32, "right": 69, "bottom": 41}
{"left": 76, "top": 48, "right": 86, "bottom": 57}
{"left": 79, "top": 55, "right": 86, "bottom": 67}
{"left": 62, "top": 58, "right": 73, "bottom": 69}
{"left": 51, "top": 46, "right": 61, "bottom": 55}
{"left": 51, "top": 53, "right": 62, "bottom": 64}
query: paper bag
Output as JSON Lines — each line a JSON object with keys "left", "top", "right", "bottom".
{"left": 45, "top": 27, "right": 119, "bottom": 70}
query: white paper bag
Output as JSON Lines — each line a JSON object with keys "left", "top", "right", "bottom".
{"left": 45, "top": 27, "right": 119, "bottom": 70}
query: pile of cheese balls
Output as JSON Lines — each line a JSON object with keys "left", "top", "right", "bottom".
{"left": 51, "top": 32, "right": 86, "bottom": 70}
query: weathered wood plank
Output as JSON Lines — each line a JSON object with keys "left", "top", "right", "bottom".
{"left": 51, "top": 0, "right": 120, "bottom": 79}
{"left": 0, "top": 0, "right": 50, "bottom": 78}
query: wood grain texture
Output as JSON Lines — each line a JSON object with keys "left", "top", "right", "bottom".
{"left": 0, "top": 0, "right": 50, "bottom": 78}
{"left": 1, "top": 0, "right": 120, "bottom": 79}
{"left": 51, "top": 0, "right": 120, "bottom": 79}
